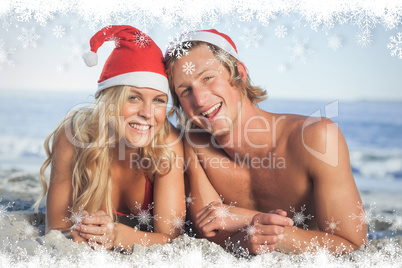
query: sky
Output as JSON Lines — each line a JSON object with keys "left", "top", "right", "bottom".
{"left": 0, "top": 1, "right": 401, "bottom": 102}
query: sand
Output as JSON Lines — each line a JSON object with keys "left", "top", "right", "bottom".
{"left": 1, "top": 168, "right": 401, "bottom": 267}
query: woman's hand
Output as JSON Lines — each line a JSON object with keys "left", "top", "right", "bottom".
{"left": 74, "top": 210, "right": 117, "bottom": 250}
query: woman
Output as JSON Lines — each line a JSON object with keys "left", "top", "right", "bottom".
{"left": 35, "top": 25, "right": 185, "bottom": 252}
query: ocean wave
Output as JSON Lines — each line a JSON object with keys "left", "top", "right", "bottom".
{"left": 0, "top": 136, "right": 46, "bottom": 159}
{"left": 1, "top": 136, "right": 402, "bottom": 182}
{"left": 350, "top": 149, "right": 402, "bottom": 180}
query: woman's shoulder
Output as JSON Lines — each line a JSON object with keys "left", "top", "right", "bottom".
{"left": 53, "top": 122, "right": 76, "bottom": 154}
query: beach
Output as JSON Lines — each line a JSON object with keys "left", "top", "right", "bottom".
{"left": 0, "top": 170, "right": 401, "bottom": 267}
{"left": 1, "top": 91, "right": 402, "bottom": 266}
{"left": 1, "top": 0, "right": 402, "bottom": 265}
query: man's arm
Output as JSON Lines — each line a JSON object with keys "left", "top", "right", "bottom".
{"left": 277, "top": 117, "right": 367, "bottom": 255}
{"left": 184, "top": 137, "right": 235, "bottom": 246}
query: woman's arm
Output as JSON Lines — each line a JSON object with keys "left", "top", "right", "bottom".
{"left": 45, "top": 128, "right": 87, "bottom": 243}
{"left": 152, "top": 125, "right": 186, "bottom": 239}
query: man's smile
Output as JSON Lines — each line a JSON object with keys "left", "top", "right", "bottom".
{"left": 201, "top": 102, "right": 222, "bottom": 118}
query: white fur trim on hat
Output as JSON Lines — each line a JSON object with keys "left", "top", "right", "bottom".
{"left": 185, "top": 31, "right": 239, "bottom": 59}
{"left": 82, "top": 51, "right": 98, "bottom": 67}
{"left": 96, "top": 71, "right": 169, "bottom": 98}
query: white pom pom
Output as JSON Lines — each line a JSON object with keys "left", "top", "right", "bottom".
{"left": 82, "top": 51, "right": 98, "bottom": 67}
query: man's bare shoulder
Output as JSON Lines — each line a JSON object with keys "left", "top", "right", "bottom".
{"left": 282, "top": 113, "right": 342, "bottom": 169}
{"left": 269, "top": 112, "right": 308, "bottom": 141}
{"left": 270, "top": 112, "right": 338, "bottom": 157}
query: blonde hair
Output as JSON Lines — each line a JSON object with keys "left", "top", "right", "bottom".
{"left": 34, "top": 85, "right": 172, "bottom": 220}
{"left": 164, "top": 41, "right": 267, "bottom": 127}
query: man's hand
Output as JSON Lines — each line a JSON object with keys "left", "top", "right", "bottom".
{"left": 196, "top": 203, "right": 293, "bottom": 243}
{"left": 74, "top": 210, "right": 117, "bottom": 250}
{"left": 245, "top": 210, "right": 294, "bottom": 254}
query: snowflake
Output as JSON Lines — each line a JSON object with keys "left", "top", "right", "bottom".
{"left": 162, "top": 236, "right": 172, "bottom": 244}
{"left": 350, "top": 8, "right": 379, "bottom": 34}
{"left": 0, "top": 39, "right": 15, "bottom": 70}
{"left": 293, "top": 233, "right": 349, "bottom": 255}
{"left": 349, "top": 202, "right": 380, "bottom": 233}
{"left": 166, "top": 32, "right": 193, "bottom": 59}
{"left": 106, "top": 35, "right": 121, "bottom": 48}
{"left": 206, "top": 58, "right": 216, "bottom": 65}
{"left": 328, "top": 35, "right": 342, "bottom": 51}
{"left": 205, "top": 57, "right": 225, "bottom": 74}
{"left": 275, "top": 25, "right": 288, "bottom": 38}
{"left": 383, "top": 10, "right": 400, "bottom": 31}
{"left": 20, "top": 222, "right": 37, "bottom": 239}
{"left": 389, "top": 210, "right": 402, "bottom": 234}
{"left": 224, "top": 237, "right": 250, "bottom": 259}
{"left": 240, "top": 27, "right": 263, "bottom": 48}
{"left": 285, "top": 37, "right": 313, "bottom": 63}
{"left": 128, "top": 202, "right": 157, "bottom": 232}
{"left": 277, "top": 63, "right": 287, "bottom": 73}
{"left": 292, "top": 19, "right": 301, "bottom": 30}
{"left": 209, "top": 44, "right": 231, "bottom": 61}
{"left": 387, "top": 32, "right": 402, "bottom": 59}
{"left": 129, "top": 8, "right": 157, "bottom": 34}
{"left": 183, "top": 61, "right": 195, "bottom": 75}
{"left": 185, "top": 193, "right": 195, "bottom": 207}
{"left": 290, "top": 205, "right": 314, "bottom": 230}
{"left": 237, "top": 6, "right": 254, "bottom": 22}
{"left": 134, "top": 31, "right": 150, "bottom": 48}
{"left": 70, "top": 19, "right": 80, "bottom": 30}
{"left": 64, "top": 207, "right": 87, "bottom": 230}
{"left": 16, "top": 9, "right": 32, "bottom": 22}
{"left": 53, "top": 25, "right": 65, "bottom": 39}
{"left": 355, "top": 30, "right": 372, "bottom": 48}
{"left": 63, "top": 37, "right": 86, "bottom": 62}
{"left": 17, "top": 27, "right": 41, "bottom": 49}
{"left": 213, "top": 200, "right": 237, "bottom": 229}
{"left": 55, "top": 64, "right": 65, "bottom": 73}
{"left": 240, "top": 225, "right": 260, "bottom": 241}
{"left": 207, "top": 45, "right": 231, "bottom": 72}
{"left": 140, "top": 233, "right": 150, "bottom": 247}
{"left": 0, "top": 199, "right": 13, "bottom": 221}
{"left": 164, "top": 210, "right": 188, "bottom": 235}
{"left": 324, "top": 217, "right": 341, "bottom": 234}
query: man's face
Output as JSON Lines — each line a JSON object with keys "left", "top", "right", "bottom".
{"left": 172, "top": 44, "right": 243, "bottom": 136}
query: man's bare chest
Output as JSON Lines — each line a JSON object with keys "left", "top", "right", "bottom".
{"left": 197, "top": 149, "right": 312, "bottom": 213}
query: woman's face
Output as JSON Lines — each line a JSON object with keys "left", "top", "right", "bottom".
{"left": 119, "top": 86, "right": 167, "bottom": 148}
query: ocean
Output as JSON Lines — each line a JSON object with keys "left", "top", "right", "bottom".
{"left": 0, "top": 89, "right": 401, "bottom": 266}
{"left": 264, "top": 99, "right": 402, "bottom": 194}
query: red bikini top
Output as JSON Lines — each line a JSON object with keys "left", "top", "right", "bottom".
{"left": 113, "top": 175, "right": 153, "bottom": 217}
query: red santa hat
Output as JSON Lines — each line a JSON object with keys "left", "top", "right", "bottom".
{"left": 83, "top": 25, "right": 169, "bottom": 98}
{"left": 166, "top": 29, "right": 239, "bottom": 60}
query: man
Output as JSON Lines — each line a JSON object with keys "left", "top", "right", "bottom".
{"left": 164, "top": 29, "right": 367, "bottom": 255}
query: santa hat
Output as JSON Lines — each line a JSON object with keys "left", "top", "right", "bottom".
{"left": 166, "top": 29, "right": 239, "bottom": 60}
{"left": 83, "top": 25, "right": 169, "bottom": 98}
